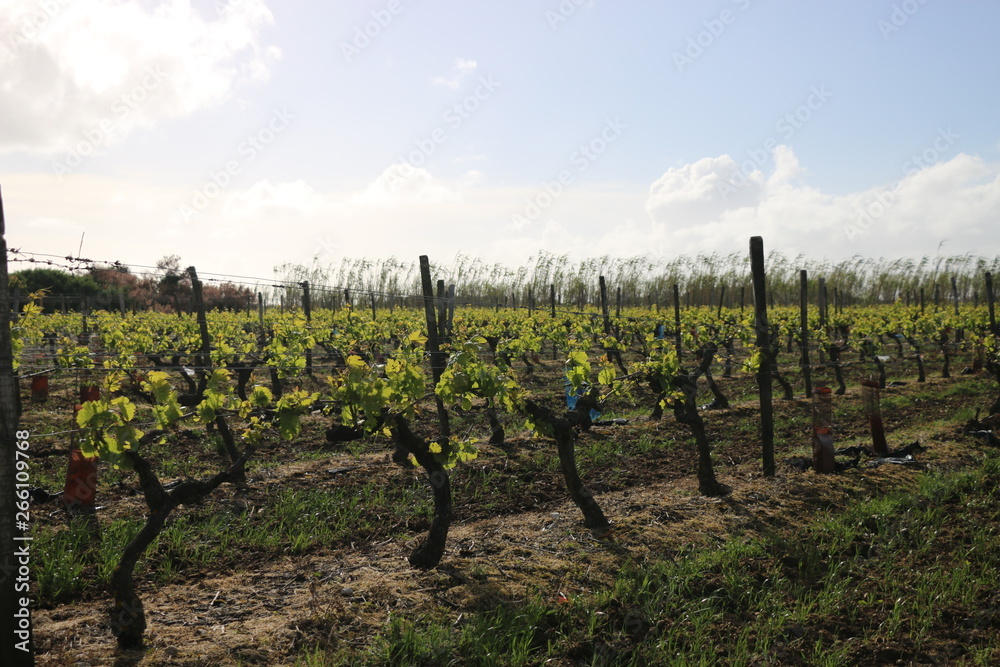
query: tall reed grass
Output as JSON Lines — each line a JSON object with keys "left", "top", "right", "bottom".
{"left": 274, "top": 251, "right": 1000, "bottom": 310}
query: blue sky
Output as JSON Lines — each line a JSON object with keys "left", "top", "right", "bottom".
{"left": 1, "top": 0, "right": 998, "bottom": 281}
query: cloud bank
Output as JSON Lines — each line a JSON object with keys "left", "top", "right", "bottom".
{"left": 0, "top": 0, "right": 280, "bottom": 155}
{"left": 5, "top": 147, "right": 1000, "bottom": 279}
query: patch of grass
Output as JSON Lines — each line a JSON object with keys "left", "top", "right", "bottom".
{"left": 36, "top": 475, "right": 439, "bottom": 601}
{"left": 34, "top": 515, "right": 146, "bottom": 602}
{"left": 33, "top": 522, "right": 90, "bottom": 601}
{"left": 359, "top": 452, "right": 1000, "bottom": 665}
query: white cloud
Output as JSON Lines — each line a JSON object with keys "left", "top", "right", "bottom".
{"left": 222, "top": 180, "right": 333, "bottom": 218}
{"left": 642, "top": 148, "right": 1000, "bottom": 259}
{"left": 351, "top": 163, "right": 462, "bottom": 206}
{"left": 431, "top": 57, "right": 477, "bottom": 89}
{"left": 646, "top": 154, "right": 765, "bottom": 228}
{"left": 5, "top": 149, "right": 1000, "bottom": 282}
{"left": 0, "top": 0, "right": 280, "bottom": 155}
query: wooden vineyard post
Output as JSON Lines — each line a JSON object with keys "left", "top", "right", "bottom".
{"left": 118, "top": 288, "right": 126, "bottom": 317}
{"left": 257, "top": 292, "right": 264, "bottom": 330}
{"left": 750, "top": 237, "right": 776, "bottom": 478}
{"left": 599, "top": 276, "right": 611, "bottom": 335}
{"left": 419, "top": 257, "right": 450, "bottom": 439}
{"left": 447, "top": 284, "right": 456, "bottom": 336}
{"left": 819, "top": 280, "right": 827, "bottom": 321}
{"left": 436, "top": 280, "right": 448, "bottom": 343}
{"left": 187, "top": 267, "right": 212, "bottom": 384}
{"left": 550, "top": 284, "right": 556, "bottom": 317}
{"left": 0, "top": 186, "right": 36, "bottom": 665}
{"left": 673, "top": 283, "right": 682, "bottom": 359}
{"left": 952, "top": 276, "right": 960, "bottom": 317}
{"left": 301, "top": 281, "right": 312, "bottom": 376}
{"left": 615, "top": 285, "right": 622, "bottom": 318}
{"left": 800, "top": 269, "right": 813, "bottom": 398}
{"left": 818, "top": 277, "right": 828, "bottom": 364}
{"left": 986, "top": 272, "right": 997, "bottom": 336}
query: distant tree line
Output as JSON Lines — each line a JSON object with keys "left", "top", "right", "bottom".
{"left": 9, "top": 255, "right": 255, "bottom": 313}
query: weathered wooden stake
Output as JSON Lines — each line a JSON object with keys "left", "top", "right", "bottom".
{"left": 986, "top": 272, "right": 997, "bottom": 335}
{"left": 673, "top": 284, "right": 682, "bottom": 359}
{"left": 301, "top": 281, "right": 312, "bottom": 376}
{"left": 750, "top": 237, "right": 775, "bottom": 478}
{"left": 187, "top": 267, "right": 212, "bottom": 381}
{"left": 436, "top": 280, "right": 447, "bottom": 342}
{"left": 800, "top": 269, "right": 812, "bottom": 398}
{"left": 447, "top": 284, "right": 456, "bottom": 335}
{"left": 419, "top": 256, "right": 450, "bottom": 439}
{"left": 818, "top": 278, "right": 828, "bottom": 328}
{"left": 951, "top": 275, "right": 960, "bottom": 316}
{"left": 599, "top": 276, "right": 611, "bottom": 335}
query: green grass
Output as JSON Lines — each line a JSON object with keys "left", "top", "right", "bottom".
{"left": 342, "top": 452, "right": 1000, "bottom": 665}
{"left": 34, "top": 516, "right": 145, "bottom": 601}
{"left": 36, "top": 477, "right": 436, "bottom": 597}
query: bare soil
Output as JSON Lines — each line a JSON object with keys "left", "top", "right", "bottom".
{"left": 26, "top": 363, "right": 1000, "bottom": 666}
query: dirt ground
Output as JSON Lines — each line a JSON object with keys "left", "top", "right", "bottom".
{"left": 27, "top": 366, "right": 1000, "bottom": 666}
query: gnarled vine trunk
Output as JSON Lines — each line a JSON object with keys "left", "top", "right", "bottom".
{"left": 389, "top": 415, "right": 452, "bottom": 569}
{"left": 111, "top": 438, "right": 251, "bottom": 647}
{"left": 667, "top": 343, "right": 730, "bottom": 497}
{"left": 524, "top": 401, "right": 609, "bottom": 529}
